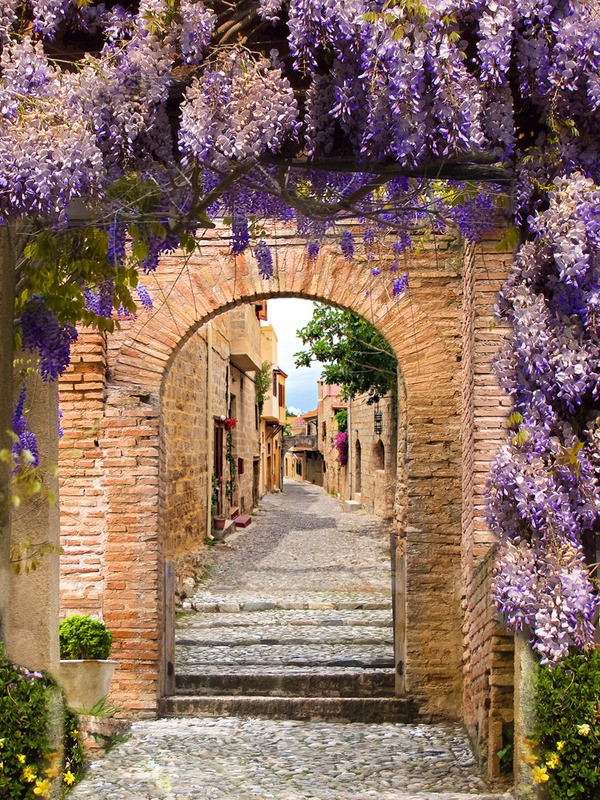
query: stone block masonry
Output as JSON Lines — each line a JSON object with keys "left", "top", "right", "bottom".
{"left": 58, "top": 226, "right": 515, "bottom": 774}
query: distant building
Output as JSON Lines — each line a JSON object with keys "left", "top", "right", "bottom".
{"left": 318, "top": 382, "right": 349, "bottom": 499}
{"left": 283, "top": 408, "right": 324, "bottom": 485}
{"left": 259, "top": 324, "right": 287, "bottom": 493}
{"left": 317, "top": 380, "right": 397, "bottom": 519}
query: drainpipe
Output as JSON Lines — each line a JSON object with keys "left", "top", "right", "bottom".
{"left": 348, "top": 399, "right": 353, "bottom": 499}
{"left": 206, "top": 321, "right": 213, "bottom": 537}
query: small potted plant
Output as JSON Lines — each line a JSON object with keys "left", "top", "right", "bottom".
{"left": 58, "top": 615, "right": 116, "bottom": 713}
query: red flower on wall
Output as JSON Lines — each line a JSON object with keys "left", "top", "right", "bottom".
{"left": 223, "top": 417, "right": 238, "bottom": 430}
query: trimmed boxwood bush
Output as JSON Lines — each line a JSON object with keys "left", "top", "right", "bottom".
{"left": 59, "top": 615, "right": 112, "bottom": 660}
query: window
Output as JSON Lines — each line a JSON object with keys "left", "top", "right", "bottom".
{"left": 278, "top": 383, "right": 285, "bottom": 408}
{"left": 273, "top": 370, "right": 277, "bottom": 395}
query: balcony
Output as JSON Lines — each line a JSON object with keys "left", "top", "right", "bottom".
{"left": 228, "top": 306, "right": 262, "bottom": 372}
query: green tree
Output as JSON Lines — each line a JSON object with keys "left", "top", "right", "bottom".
{"left": 255, "top": 361, "right": 272, "bottom": 416}
{"left": 294, "top": 305, "right": 396, "bottom": 403}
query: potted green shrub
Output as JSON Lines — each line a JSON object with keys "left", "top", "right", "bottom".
{"left": 58, "top": 615, "right": 116, "bottom": 713}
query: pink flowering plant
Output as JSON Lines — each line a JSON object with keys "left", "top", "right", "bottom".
{"left": 332, "top": 431, "right": 348, "bottom": 467}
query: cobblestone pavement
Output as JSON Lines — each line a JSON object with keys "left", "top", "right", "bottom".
{"left": 71, "top": 718, "right": 513, "bottom": 800}
{"left": 71, "top": 481, "right": 513, "bottom": 799}
{"left": 187, "top": 480, "right": 392, "bottom": 608}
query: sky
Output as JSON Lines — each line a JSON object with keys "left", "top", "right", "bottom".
{"left": 264, "top": 298, "right": 322, "bottom": 414}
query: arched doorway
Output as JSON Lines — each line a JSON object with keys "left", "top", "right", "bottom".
{"left": 355, "top": 439, "right": 362, "bottom": 495}
{"left": 58, "top": 230, "right": 515, "bottom": 764}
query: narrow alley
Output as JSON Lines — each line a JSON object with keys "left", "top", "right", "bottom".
{"left": 70, "top": 482, "right": 512, "bottom": 800}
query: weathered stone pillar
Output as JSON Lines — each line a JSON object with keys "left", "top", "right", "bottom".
{"left": 514, "top": 633, "right": 538, "bottom": 799}
{"left": 6, "top": 371, "right": 60, "bottom": 674}
{"left": 0, "top": 225, "right": 15, "bottom": 651}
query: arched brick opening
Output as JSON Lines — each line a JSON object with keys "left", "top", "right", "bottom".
{"left": 59, "top": 228, "right": 516, "bottom": 772}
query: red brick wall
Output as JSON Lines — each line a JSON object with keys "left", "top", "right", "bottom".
{"left": 461, "top": 237, "right": 515, "bottom": 772}
{"left": 59, "top": 330, "right": 108, "bottom": 615}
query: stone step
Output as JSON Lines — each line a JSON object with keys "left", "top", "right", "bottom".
{"left": 175, "top": 670, "right": 396, "bottom": 697}
{"left": 160, "top": 694, "right": 417, "bottom": 723}
{"left": 176, "top": 632, "right": 393, "bottom": 647}
{"left": 176, "top": 644, "right": 393, "bottom": 670}
{"left": 234, "top": 514, "right": 252, "bottom": 528}
{"left": 177, "top": 663, "right": 395, "bottom": 676}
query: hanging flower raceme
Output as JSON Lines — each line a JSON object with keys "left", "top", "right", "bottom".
{"left": 179, "top": 49, "right": 300, "bottom": 169}
{"left": 488, "top": 174, "right": 600, "bottom": 662}
{"left": 20, "top": 296, "right": 77, "bottom": 381}
{"left": 254, "top": 239, "right": 274, "bottom": 279}
{"left": 11, "top": 386, "right": 39, "bottom": 471}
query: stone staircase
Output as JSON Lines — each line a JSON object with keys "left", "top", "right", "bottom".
{"left": 161, "top": 602, "right": 417, "bottom": 723}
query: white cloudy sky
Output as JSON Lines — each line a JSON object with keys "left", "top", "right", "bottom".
{"left": 264, "top": 298, "right": 322, "bottom": 414}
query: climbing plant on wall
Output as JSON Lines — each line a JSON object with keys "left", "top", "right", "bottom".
{"left": 1, "top": 0, "right": 600, "bottom": 757}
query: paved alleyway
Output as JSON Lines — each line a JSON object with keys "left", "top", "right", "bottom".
{"left": 70, "top": 481, "right": 512, "bottom": 800}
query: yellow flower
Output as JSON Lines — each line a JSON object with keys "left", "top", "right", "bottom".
{"left": 63, "top": 771, "right": 76, "bottom": 786}
{"left": 16, "top": 754, "right": 26, "bottom": 764}
{"left": 44, "top": 750, "right": 62, "bottom": 779}
{"left": 523, "top": 752, "right": 540, "bottom": 765}
{"left": 33, "top": 778, "right": 51, "bottom": 798}
{"left": 546, "top": 752, "right": 560, "bottom": 769}
{"left": 0, "top": 738, "right": 5, "bottom": 748}
{"left": 532, "top": 765, "right": 550, "bottom": 784}
{"left": 22, "top": 765, "right": 37, "bottom": 782}
{"left": 70, "top": 729, "right": 79, "bottom": 739}
{"left": 556, "top": 740, "right": 565, "bottom": 751}
{"left": 578, "top": 724, "right": 591, "bottom": 737}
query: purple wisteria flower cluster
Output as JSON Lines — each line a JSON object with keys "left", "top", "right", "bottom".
{"left": 20, "top": 296, "right": 77, "bottom": 382}
{"left": 488, "top": 175, "right": 600, "bottom": 662}
{"left": 11, "top": 387, "right": 39, "bottom": 470}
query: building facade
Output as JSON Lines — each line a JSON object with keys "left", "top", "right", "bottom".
{"left": 283, "top": 409, "right": 324, "bottom": 485}
{"left": 317, "top": 382, "right": 349, "bottom": 499}
{"left": 259, "top": 324, "right": 287, "bottom": 494}
{"left": 317, "top": 383, "right": 397, "bottom": 520}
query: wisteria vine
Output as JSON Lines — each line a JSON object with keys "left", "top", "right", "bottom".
{"left": 1, "top": 0, "right": 600, "bottom": 662}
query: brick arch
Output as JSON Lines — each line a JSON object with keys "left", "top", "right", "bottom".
{"left": 60, "top": 229, "right": 469, "bottom": 720}
{"left": 109, "top": 233, "right": 457, "bottom": 394}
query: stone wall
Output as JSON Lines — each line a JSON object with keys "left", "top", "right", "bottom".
{"left": 161, "top": 332, "right": 210, "bottom": 602}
